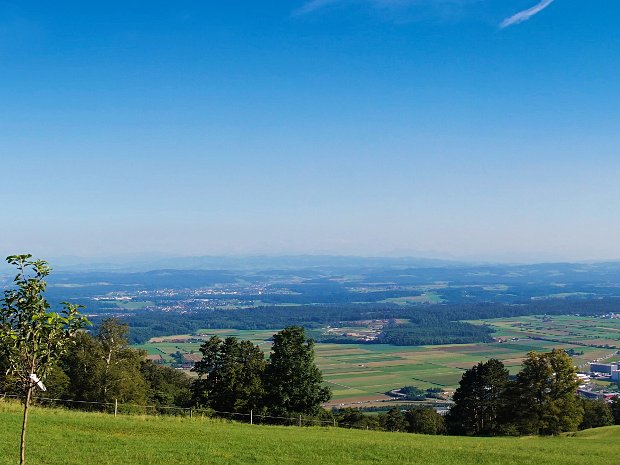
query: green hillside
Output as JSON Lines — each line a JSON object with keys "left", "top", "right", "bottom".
{"left": 1, "top": 401, "right": 618, "bottom": 465}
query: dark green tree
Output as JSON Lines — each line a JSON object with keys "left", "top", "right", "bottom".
{"left": 192, "top": 336, "right": 265, "bottom": 413}
{"left": 63, "top": 331, "right": 105, "bottom": 403}
{"left": 337, "top": 408, "right": 366, "bottom": 428}
{"left": 579, "top": 399, "right": 614, "bottom": 430}
{"left": 509, "top": 349, "right": 583, "bottom": 435}
{"left": 97, "top": 318, "right": 148, "bottom": 404}
{"left": 446, "top": 358, "right": 509, "bottom": 436}
{"left": 382, "top": 407, "right": 407, "bottom": 432}
{"left": 63, "top": 320, "right": 148, "bottom": 406}
{"left": 611, "top": 396, "right": 620, "bottom": 425}
{"left": 315, "top": 407, "right": 336, "bottom": 426}
{"left": 41, "top": 365, "right": 70, "bottom": 400}
{"left": 263, "top": 326, "right": 331, "bottom": 417}
{"left": 0, "top": 351, "right": 16, "bottom": 395}
{"left": 405, "top": 407, "right": 446, "bottom": 435}
{"left": 0, "top": 255, "right": 89, "bottom": 465}
{"left": 336, "top": 408, "right": 380, "bottom": 429}
{"left": 140, "top": 360, "right": 192, "bottom": 408}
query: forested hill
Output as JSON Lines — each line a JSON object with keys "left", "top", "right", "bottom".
{"left": 125, "top": 299, "right": 620, "bottom": 344}
{"left": 8, "top": 260, "right": 620, "bottom": 308}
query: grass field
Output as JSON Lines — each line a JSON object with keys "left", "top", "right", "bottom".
{"left": 134, "top": 314, "right": 620, "bottom": 406}
{"left": 1, "top": 401, "right": 618, "bottom": 465}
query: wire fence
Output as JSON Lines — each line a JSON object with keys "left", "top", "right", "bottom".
{"left": 0, "top": 392, "right": 395, "bottom": 431}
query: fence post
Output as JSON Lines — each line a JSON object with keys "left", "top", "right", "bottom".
{"left": 114, "top": 399, "right": 118, "bottom": 417}
{"left": 190, "top": 408, "right": 193, "bottom": 419}
{"left": 299, "top": 415, "right": 302, "bottom": 427}
{"left": 250, "top": 410, "right": 253, "bottom": 425}
{"left": 333, "top": 418, "right": 336, "bottom": 428}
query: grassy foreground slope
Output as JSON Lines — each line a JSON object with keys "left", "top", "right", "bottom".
{"left": 1, "top": 402, "right": 618, "bottom": 465}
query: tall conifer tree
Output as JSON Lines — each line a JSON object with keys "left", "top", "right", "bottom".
{"left": 263, "top": 326, "right": 330, "bottom": 416}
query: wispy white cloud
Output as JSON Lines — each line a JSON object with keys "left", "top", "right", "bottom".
{"left": 295, "top": 0, "right": 557, "bottom": 28}
{"left": 500, "top": 0, "right": 556, "bottom": 28}
{"left": 295, "top": 0, "right": 341, "bottom": 15}
{"left": 294, "top": 0, "right": 475, "bottom": 16}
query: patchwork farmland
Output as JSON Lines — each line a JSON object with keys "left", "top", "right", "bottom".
{"left": 134, "top": 315, "right": 620, "bottom": 407}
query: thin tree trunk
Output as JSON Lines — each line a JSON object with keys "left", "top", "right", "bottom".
{"left": 20, "top": 385, "right": 33, "bottom": 465}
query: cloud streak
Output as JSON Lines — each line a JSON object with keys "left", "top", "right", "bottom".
{"left": 295, "top": 0, "right": 557, "bottom": 28}
{"left": 294, "top": 0, "right": 476, "bottom": 16}
{"left": 295, "top": 0, "right": 340, "bottom": 15}
{"left": 500, "top": 0, "right": 556, "bottom": 28}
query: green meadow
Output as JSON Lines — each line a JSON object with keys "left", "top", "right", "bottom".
{"left": 1, "top": 401, "right": 618, "bottom": 465}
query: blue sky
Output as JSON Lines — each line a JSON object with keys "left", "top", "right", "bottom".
{"left": 1, "top": 1, "right": 619, "bottom": 262}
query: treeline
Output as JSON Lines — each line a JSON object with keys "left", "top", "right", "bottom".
{"left": 1, "top": 319, "right": 192, "bottom": 409}
{"left": 122, "top": 298, "right": 620, "bottom": 343}
{"left": 446, "top": 351, "right": 620, "bottom": 436}
{"left": 312, "top": 321, "right": 493, "bottom": 346}
{"left": 191, "top": 326, "right": 330, "bottom": 418}
{"left": 1, "top": 320, "right": 331, "bottom": 420}
{"left": 360, "top": 395, "right": 620, "bottom": 435}
{"left": 333, "top": 406, "right": 447, "bottom": 434}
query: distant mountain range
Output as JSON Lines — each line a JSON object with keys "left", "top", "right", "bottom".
{"left": 0, "top": 254, "right": 464, "bottom": 274}
{"left": 1, "top": 253, "right": 619, "bottom": 276}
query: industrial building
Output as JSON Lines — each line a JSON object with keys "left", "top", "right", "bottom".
{"left": 589, "top": 362, "right": 619, "bottom": 375}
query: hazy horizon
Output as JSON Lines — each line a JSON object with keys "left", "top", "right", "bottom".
{"left": 3, "top": 252, "right": 620, "bottom": 276}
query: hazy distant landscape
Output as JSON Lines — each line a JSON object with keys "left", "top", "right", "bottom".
{"left": 4, "top": 256, "right": 618, "bottom": 408}
{"left": 15, "top": 257, "right": 620, "bottom": 314}
{"left": 13, "top": 258, "right": 619, "bottom": 330}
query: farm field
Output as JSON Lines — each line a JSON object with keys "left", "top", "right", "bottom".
{"left": 467, "top": 315, "right": 620, "bottom": 360}
{"left": 315, "top": 338, "right": 611, "bottom": 405}
{"left": 1, "top": 401, "right": 619, "bottom": 465}
{"left": 134, "top": 314, "right": 620, "bottom": 407}
{"left": 133, "top": 329, "right": 276, "bottom": 363}
{"left": 379, "top": 293, "right": 444, "bottom": 304}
